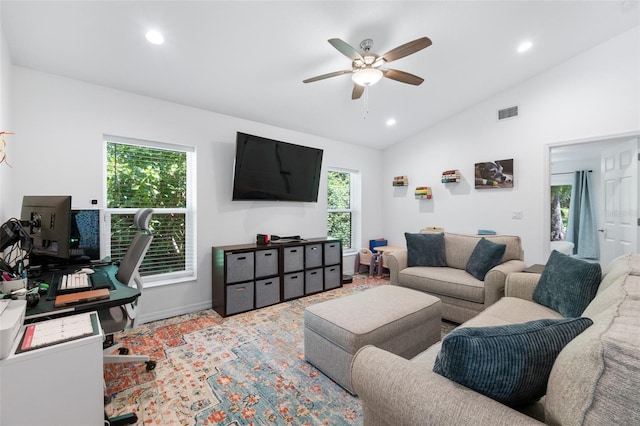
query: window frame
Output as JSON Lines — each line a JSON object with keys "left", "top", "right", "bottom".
{"left": 327, "top": 167, "right": 360, "bottom": 254}
{"left": 103, "top": 134, "right": 197, "bottom": 287}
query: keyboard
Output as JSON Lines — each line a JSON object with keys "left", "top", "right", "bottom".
{"left": 57, "top": 273, "right": 91, "bottom": 293}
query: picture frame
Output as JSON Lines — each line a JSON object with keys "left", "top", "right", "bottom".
{"left": 474, "top": 159, "right": 514, "bottom": 189}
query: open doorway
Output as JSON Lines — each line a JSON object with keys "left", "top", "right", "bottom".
{"left": 548, "top": 135, "right": 639, "bottom": 266}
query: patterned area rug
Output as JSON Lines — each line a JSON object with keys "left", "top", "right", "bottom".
{"left": 104, "top": 276, "right": 456, "bottom": 425}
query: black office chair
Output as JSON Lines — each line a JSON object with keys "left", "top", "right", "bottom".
{"left": 101, "top": 208, "right": 156, "bottom": 371}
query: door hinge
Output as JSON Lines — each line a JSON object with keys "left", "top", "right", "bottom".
{"left": 638, "top": 218, "right": 640, "bottom": 227}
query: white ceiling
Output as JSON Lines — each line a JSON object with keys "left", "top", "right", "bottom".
{"left": 1, "top": 1, "right": 638, "bottom": 150}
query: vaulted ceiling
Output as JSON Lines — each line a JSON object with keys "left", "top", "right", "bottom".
{"left": 2, "top": 1, "right": 638, "bottom": 149}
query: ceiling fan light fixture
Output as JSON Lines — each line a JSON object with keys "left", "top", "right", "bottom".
{"left": 352, "top": 68, "right": 383, "bottom": 86}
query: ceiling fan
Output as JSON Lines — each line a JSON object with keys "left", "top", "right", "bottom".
{"left": 303, "top": 37, "right": 432, "bottom": 100}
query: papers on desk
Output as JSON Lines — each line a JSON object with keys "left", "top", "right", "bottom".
{"left": 16, "top": 312, "right": 99, "bottom": 353}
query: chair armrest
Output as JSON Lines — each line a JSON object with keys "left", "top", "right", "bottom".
{"left": 351, "top": 346, "right": 544, "bottom": 426}
{"left": 385, "top": 250, "right": 408, "bottom": 285}
{"left": 483, "top": 260, "right": 526, "bottom": 306}
{"left": 505, "top": 272, "right": 542, "bottom": 301}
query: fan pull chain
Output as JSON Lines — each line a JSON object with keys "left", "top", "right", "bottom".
{"left": 363, "top": 85, "right": 369, "bottom": 119}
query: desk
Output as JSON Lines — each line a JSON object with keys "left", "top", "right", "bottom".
{"left": 25, "top": 265, "right": 140, "bottom": 322}
{"left": 0, "top": 312, "right": 104, "bottom": 425}
{"left": 371, "top": 246, "right": 405, "bottom": 276}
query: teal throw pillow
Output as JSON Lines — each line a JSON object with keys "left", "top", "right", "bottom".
{"left": 433, "top": 317, "right": 593, "bottom": 407}
{"left": 404, "top": 232, "right": 446, "bottom": 267}
{"left": 465, "top": 237, "right": 506, "bottom": 280}
{"left": 533, "top": 250, "right": 602, "bottom": 318}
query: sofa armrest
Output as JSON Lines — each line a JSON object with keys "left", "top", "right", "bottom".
{"left": 385, "top": 250, "right": 408, "bottom": 285}
{"left": 505, "top": 272, "right": 541, "bottom": 301}
{"left": 351, "top": 346, "right": 544, "bottom": 426}
{"left": 483, "top": 259, "right": 526, "bottom": 306}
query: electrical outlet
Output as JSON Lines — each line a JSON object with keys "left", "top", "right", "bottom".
{"left": 512, "top": 211, "right": 523, "bottom": 220}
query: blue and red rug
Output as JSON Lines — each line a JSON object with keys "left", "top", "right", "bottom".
{"left": 105, "top": 276, "right": 389, "bottom": 425}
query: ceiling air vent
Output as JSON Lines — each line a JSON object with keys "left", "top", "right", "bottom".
{"left": 497, "top": 105, "right": 519, "bottom": 121}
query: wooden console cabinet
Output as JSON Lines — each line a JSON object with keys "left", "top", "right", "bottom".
{"left": 212, "top": 238, "right": 342, "bottom": 317}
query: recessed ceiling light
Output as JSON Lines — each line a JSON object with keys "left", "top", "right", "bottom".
{"left": 386, "top": 118, "right": 397, "bottom": 126}
{"left": 146, "top": 30, "right": 164, "bottom": 45}
{"left": 517, "top": 41, "right": 533, "bottom": 53}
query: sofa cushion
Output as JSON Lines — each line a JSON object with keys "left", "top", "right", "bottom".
{"left": 465, "top": 238, "right": 506, "bottom": 280}
{"left": 399, "top": 267, "right": 485, "bottom": 303}
{"left": 444, "top": 233, "right": 522, "bottom": 270}
{"left": 405, "top": 232, "right": 446, "bottom": 267}
{"left": 433, "top": 317, "right": 593, "bottom": 407}
{"left": 545, "top": 273, "right": 640, "bottom": 425}
{"left": 533, "top": 250, "right": 602, "bottom": 317}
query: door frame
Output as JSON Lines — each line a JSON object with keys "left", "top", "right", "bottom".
{"left": 543, "top": 130, "right": 640, "bottom": 262}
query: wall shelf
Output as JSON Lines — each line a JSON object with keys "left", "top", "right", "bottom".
{"left": 441, "top": 169, "right": 461, "bottom": 183}
{"left": 392, "top": 175, "right": 409, "bottom": 186}
{"left": 415, "top": 186, "right": 432, "bottom": 199}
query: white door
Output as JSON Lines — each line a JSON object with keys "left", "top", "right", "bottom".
{"left": 600, "top": 137, "right": 639, "bottom": 266}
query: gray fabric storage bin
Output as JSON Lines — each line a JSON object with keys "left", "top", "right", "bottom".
{"left": 225, "top": 252, "right": 254, "bottom": 284}
{"left": 255, "top": 277, "right": 280, "bottom": 308}
{"left": 324, "top": 242, "right": 341, "bottom": 265}
{"left": 305, "top": 268, "right": 324, "bottom": 294}
{"left": 284, "top": 272, "right": 304, "bottom": 299}
{"left": 283, "top": 246, "right": 304, "bottom": 273}
{"left": 305, "top": 244, "right": 323, "bottom": 268}
{"left": 324, "top": 265, "right": 341, "bottom": 290}
{"left": 226, "top": 281, "right": 254, "bottom": 314}
{"left": 255, "top": 248, "right": 278, "bottom": 277}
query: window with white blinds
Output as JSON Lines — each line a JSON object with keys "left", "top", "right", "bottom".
{"left": 327, "top": 168, "right": 360, "bottom": 253}
{"left": 105, "top": 135, "right": 196, "bottom": 285}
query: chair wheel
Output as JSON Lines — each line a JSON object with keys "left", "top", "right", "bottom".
{"left": 145, "top": 360, "right": 156, "bottom": 371}
{"left": 118, "top": 347, "right": 129, "bottom": 355}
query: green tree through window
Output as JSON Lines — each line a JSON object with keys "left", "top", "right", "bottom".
{"left": 328, "top": 170, "right": 353, "bottom": 250}
{"left": 106, "top": 138, "right": 194, "bottom": 279}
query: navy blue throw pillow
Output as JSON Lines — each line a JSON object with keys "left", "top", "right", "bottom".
{"left": 465, "top": 238, "right": 506, "bottom": 280}
{"left": 533, "top": 250, "right": 602, "bottom": 318}
{"left": 433, "top": 317, "right": 593, "bottom": 407}
{"left": 404, "top": 232, "right": 446, "bottom": 267}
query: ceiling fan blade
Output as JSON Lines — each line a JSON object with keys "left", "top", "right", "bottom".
{"left": 381, "top": 37, "right": 432, "bottom": 63}
{"left": 328, "top": 38, "right": 364, "bottom": 61}
{"left": 383, "top": 69, "right": 424, "bottom": 85}
{"left": 352, "top": 84, "right": 364, "bottom": 100}
{"left": 303, "top": 69, "right": 352, "bottom": 83}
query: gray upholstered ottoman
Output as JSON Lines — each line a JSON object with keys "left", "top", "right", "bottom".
{"left": 303, "top": 285, "right": 442, "bottom": 394}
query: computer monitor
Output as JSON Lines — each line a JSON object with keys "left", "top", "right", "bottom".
{"left": 69, "top": 209, "right": 101, "bottom": 261}
{"left": 27, "top": 208, "right": 103, "bottom": 269}
{"left": 21, "top": 196, "right": 72, "bottom": 260}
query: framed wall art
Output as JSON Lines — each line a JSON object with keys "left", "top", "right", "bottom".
{"left": 474, "top": 159, "right": 513, "bottom": 189}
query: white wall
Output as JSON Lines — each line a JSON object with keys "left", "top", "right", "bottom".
{"left": 0, "top": 17, "right": 13, "bottom": 220}
{"left": 382, "top": 26, "right": 640, "bottom": 265}
{"left": 6, "top": 68, "right": 383, "bottom": 322}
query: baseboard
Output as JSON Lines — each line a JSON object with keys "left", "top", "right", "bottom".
{"left": 138, "top": 300, "right": 212, "bottom": 325}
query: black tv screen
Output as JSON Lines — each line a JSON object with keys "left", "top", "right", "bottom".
{"left": 232, "top": 132, "right": 323, "bottom": 202}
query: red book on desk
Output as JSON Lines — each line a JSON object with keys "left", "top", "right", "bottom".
{"left": 54, "top": 288, "right": 110, "bottom": 307}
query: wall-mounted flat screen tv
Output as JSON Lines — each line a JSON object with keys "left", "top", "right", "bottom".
{"left": 232, "top": 132, "right": 323, "bottom": 202}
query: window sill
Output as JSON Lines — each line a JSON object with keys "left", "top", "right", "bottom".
{"left": 143, "top": 272, "right": 197, "bottom": 288}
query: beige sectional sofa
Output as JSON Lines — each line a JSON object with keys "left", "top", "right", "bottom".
{"left": 385, "top": 232, "right": 525, "bottom": 323}
{"left": 351, "top": 253, "right": 640, "bottom": 425}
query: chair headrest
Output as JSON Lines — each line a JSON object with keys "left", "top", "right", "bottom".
{"left": 133, "top": 208, "right": 154, "bottom": 232}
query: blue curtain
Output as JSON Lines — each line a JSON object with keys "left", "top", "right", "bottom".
{"left": 566, "top": 171, "right": 599, "bottom": 259}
